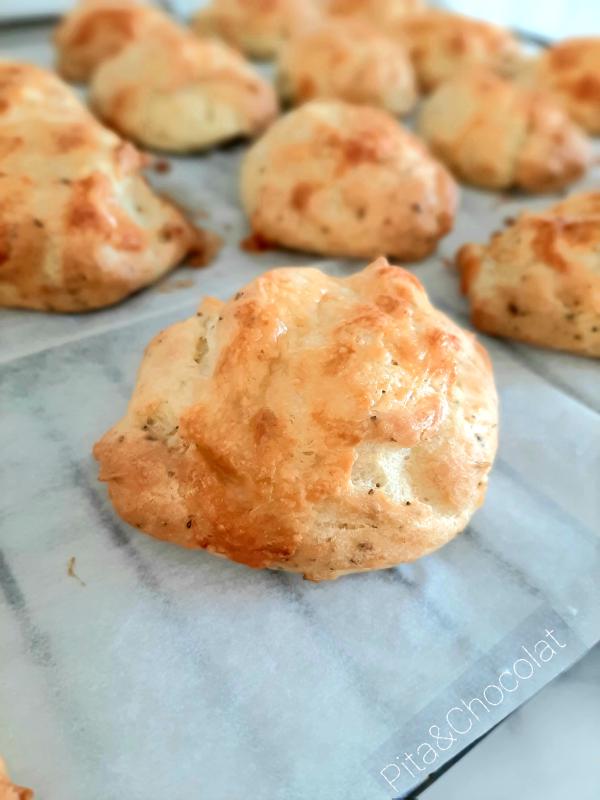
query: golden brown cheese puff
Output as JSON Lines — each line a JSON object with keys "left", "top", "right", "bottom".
{"left": 90, "top": 28, "right": 278, "bottom": 153}
{"left": 277, "top": 20, "right": 417, "bottom": 116}
{"left": 418, "top": 69, "right": 591, "bottom": 192}
{"left": 95, "top": 257, "right": 498, "bottom": 580}
{"left": 241, "top": 100, "right": 458, "bottom": 261}
{"left": 457, "top": 192, "right": 600, "bottom": 357}
{"left": 0, "top": 61, "right": 202, "bottom": 313}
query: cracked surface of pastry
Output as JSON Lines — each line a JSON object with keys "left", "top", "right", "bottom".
{"left": 95, "top": 258, "right": 498, "bottom": 581}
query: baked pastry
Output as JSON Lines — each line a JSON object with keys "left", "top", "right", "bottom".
{"left": 0, "top": 61, "right": 201, "bottom": 312}
{"left": 520, "top": 38, "right": 600, "bottom": 134}
{"left": 418, "top": 69, "right": 591, "bottom": 192}
{"left": 395, "top": 10, "right": 521, "bottom": 92}
{"left": 0, "top": 758, "right": 33, "bottom": 800}
{"left": 240, "top": 100, "right": 457, "bottom": 261}
{"left": 94, "top": 257, "right": 498, "bottom": 580}
{"left": 90, "top": 28, "right": 278, "bottom": 152}
{"left": 325, "top": 0, "right": 425, "bottom": 25}
{"left": 277, "top": 20, "right": 417, "bottom": 115}
{"left": 54, "top": 0, "right": 176, "bottom": 82}
{"left": 191, "top": 0, "right": 321, "bottom": 60}
{"left": 457, "top": 192, "right": 600, "bottom": 357}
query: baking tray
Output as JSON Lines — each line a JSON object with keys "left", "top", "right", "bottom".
{"left": 1, "top": 21, "right": 599, "bottom": 800}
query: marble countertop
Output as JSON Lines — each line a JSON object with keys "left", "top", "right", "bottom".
{"left": 417, "top": 643, "right": 600, "bottom": 800}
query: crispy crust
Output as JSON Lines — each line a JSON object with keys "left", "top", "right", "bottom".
{"left": 53, "top": 0, "right": 177, "bottom": 82}
{"left": 90, "top": 27, "right": 278, "bottom": 153}
{"left": 94, "top": 258, "right": 498, "bottom": 581}
{"left": 191, "top": 0, "right": 321, "bottom": 60}
{"left": 457, "top": 192, "right": 600, "bottom": 357}
{"left": 395, "top": 10, "right": 522, "bottom": 92}
{"left": 277, "top": 20, "right": 417, "bottom": 115}
{"left": 524, "top": 38, "right": 600, "bottom": 135}
{"left": 0, "top": 61, "right": 199, "bottom": 312}
{"left": 0, "top": 758, "right": 33, "bottom": 800}
{"left": 240, "top": 100, "right": 458, "bottom": 261}
{"left": 418, "top": 69, "right": 591, "bottom": 192}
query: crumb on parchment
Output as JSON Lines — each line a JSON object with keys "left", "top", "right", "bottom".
{"left": 67, "top": 556, "right": 86, "bottom": 587}
{"left": 158, "top": 278, "right": 195, "bottom": 293}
